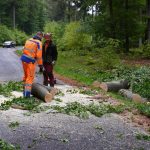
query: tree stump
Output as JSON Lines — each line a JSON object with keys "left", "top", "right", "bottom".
{"left": 99, "top": 80, "right": 130, "bottom": 92}
{"left": 31, "top": 83, "right": 57, "bottom": 102}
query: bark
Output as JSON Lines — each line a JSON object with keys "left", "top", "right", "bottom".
{"left": 119, "top": 89, "right": 143, "bottom": 103}
{"left": 125, "top": 0, "right": 129, "bottom": 53}
{"left": 147, "top": 0, "right": 150, "bottom": 42}
{"left": 108, "top": 0, "right": 115, "bottom": 38}
{"left": 31, "top": 83, "right": 57, "bottom": 103}
{"left": 13, "top": 5, "right": 16, "bottom": 29}
{"left": 99, "top": 80, "right": 130, "bottom": 92}
{"left": 139, "top": 8, "right": 142, "bottom": 47}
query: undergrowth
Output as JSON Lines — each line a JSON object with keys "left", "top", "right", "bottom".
{"left": 55, "top": 51, "right": 150, "bottom": 99}
{"left": 0, "top": 81, "right": 22, "bottom": 97}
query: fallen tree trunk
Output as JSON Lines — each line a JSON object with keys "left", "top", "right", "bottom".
{"left": 99, "top": 80, "right": 130, "bottom": 92}
{"left": 119, "top": 89, "right": 144, "bottom": 103}
{"left": 36, "top": 83, "right": 58, "bottom": 95}
{"left": 31, "top": 83, "right": 56, "bottom": 102}
{"left": 92, "top": 81, "right": 101, "bottom": 88}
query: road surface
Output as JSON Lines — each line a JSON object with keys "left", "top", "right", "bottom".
{"left": 0, "top": 47, "right": 23, "bottom": 82}
{"left": 0, "top": 47, "right": 149, "bottom": 150}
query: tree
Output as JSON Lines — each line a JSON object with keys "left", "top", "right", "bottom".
{"left": 146, "top": 0, "right": 150, "bottom": 42}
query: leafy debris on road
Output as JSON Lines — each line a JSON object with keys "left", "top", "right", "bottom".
{"left": 0, "top": 139, "right": 20, "bottom": 150}
{"left": 0, "top": 81, "right": 22, "bottom": 97}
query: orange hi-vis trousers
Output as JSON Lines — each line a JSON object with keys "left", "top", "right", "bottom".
{"left": 22, "top": 61, "right": 36, "bottom": 97}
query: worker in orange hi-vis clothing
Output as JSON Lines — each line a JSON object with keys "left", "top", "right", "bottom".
{"left": 20, "top": 32, "right": 43, "bottom": 98}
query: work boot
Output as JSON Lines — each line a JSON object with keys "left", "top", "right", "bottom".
{"left": 23, "top": 91, "right": 31, "bottom": 98}
{"left": 50, "top": 83, "right": 54, "bottom": 87}
{"left": 43, "top": 81, "right": 48, "bottom": 86}
{"left": 54, "top": 78, "right": 56, "bottom": 84}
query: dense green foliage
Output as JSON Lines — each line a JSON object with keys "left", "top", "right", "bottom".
{"left": 44, "top": 21, "right": 65, "bottom": 43}
{"left": 0, "top": 25, "right": 28, "bottom": 45}
{"left": 142, "top": 42, "right": 150, "bottom": 58}
{"left": 13, "top": 29, "right": 28, "bottom": 45}
{"left": 0, "top": 0, "right": 149, "bottom": 54}
{"left": 0, "top": 25, "right": 14, "bottom": 43}
{"left": 0, "top": 0, "right": 45, "bottom": 34}
{"left": 61, "top": 22, "right": 92, "bottom": 51}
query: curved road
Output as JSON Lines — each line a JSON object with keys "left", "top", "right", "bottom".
{"left": 0, "top": 47, "right": 23, "bottom": 82}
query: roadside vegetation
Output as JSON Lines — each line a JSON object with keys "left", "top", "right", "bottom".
{"left": 0, "top": 25, "right": 28, "bottom": 46}
{"left": 0, "top": 81, "right": 149, "bottom": 119}
{"left": 0, "top": 139, "right": 20, "bottom": 150}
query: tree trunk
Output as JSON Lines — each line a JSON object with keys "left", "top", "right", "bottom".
{"left": 139, "top": 8, "right": 142, "bottom": 47}
{"left": 31, "top": 83, "right": 56, "bottom": 103}
{"left": 119, "top": 89, "right": 144, "bottom": 103}
{"left": 13, "top": 5, "right": 16, "bottom": 29}
{"left": 108, "top": 0, "right": 115, "bottom": 38}
{"left": 125, "top": 35, "right": 129, "bottom": 53}
{"left": 99, "top": 80, "right": 130, "bottom": 92}
{"left": 147, "top": 0, "right": 150, "bottom": 42}
{"left": 125, "top": 0, "right": 129, "bottom": 53}
{"left": 139, "top": 38, "right": 142, "bottom": 47}
{"left": 66, "top": 0, "right": 71, "bottom": 22}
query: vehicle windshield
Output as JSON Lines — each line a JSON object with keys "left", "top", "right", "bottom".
{"left": 4, "top": 41, "right": 12, "bottom": 44}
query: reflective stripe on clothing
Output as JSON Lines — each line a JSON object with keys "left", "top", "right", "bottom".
{"left": 24, "top": 47, "right": 34, "bottom": 53}
{"left": 22, "top": 38, "right": 42, "bottom": 65}
{"left": 25, "top": 83, "right": 32, "bottom": 87}
{"left": 29, "top": 40, "right": 41, "bottom": 50}
{"left": 21, "top": 54, "right": 35, "bottom": 63}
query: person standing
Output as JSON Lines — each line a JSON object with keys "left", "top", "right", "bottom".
{"left": 42, "top": 33, "right": 58, "bottom": 87}
{"left": 21, "top": 32, "right": 43, "bottom": 98}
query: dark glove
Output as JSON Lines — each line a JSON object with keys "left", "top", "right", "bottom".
{"left": 39, "top": 65, "right": 43, "bottom": 73}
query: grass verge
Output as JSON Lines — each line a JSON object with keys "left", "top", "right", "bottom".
{"left": 55, "top": 50, "right": 150, "bottom": 117}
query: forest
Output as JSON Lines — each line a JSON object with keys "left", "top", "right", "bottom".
{"left": 0, "top": 0, "right": 150, "bottom": 99}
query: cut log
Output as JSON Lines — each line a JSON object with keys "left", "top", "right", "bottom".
{"left": 11, "top": 104, "right": 27, "bottom": 110}
{"left": 31, "top": 83, "right": 56, "bottom": 102}
{"left": 92, "top": 81, "right": 101, "bottom": 88}
{"left": 99, "top": 80, "right": 130, "bottom": 92}
{"left": 35, "top": 83, "right": 58, "bottom": 95}
{"left": 119, "top": 89, "right": 144, "bottom": 103}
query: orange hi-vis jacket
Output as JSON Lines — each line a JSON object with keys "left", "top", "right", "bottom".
{"left": 21, "top": 38, "right": 43, "bottom": 97}
{"left": 21, "top": 38, "right": 42, "bottom": 65}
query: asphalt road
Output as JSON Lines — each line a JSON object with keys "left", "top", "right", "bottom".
{"left": 0, "top": 47, "right": 23, "bottom": 82}
{"left": 0, "top": 47, "right": 150, "bottom": 150}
